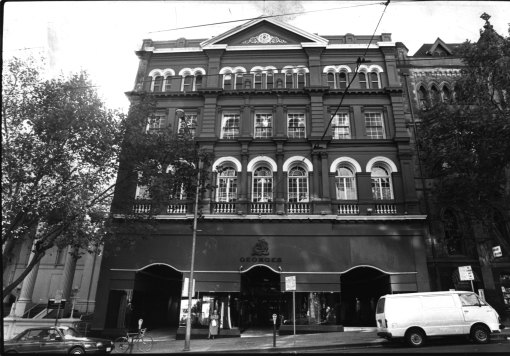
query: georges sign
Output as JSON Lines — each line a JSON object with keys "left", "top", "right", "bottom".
{"left": 239, "top": 238, "right": 282, "bottom": 263}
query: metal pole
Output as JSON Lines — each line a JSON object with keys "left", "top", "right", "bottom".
{"left": 183, "top": 159, "right": 202, "bottom": 351}
{"left": 293, "top": 291, "right": 296, "bottom": 336}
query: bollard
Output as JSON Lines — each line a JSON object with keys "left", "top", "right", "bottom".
{"left": 272, "top": 313, "right": 277, "bottom": 347}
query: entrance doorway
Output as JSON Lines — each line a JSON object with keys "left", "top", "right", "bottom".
{"left": 131, "top": 265, "right": 183, "bottom": 330}
{"left": 240, "top": 266, "right": 282, "bottom": 330}
{"left": 340, "top": 267, "right": 390, "bottom": 326}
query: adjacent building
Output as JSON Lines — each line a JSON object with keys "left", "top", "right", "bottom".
{"left": 91, "top": 18, "right": 430, "bottom": 335}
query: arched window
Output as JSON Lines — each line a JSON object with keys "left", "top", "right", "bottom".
{"left": 217, "top": 166, "right": 238, "bottom": 202}
{"left": 153, "top": 76, "right": 163, "bottom": 92}
{"left": 288, "top": 166, "right": 309, "bottom": 202}
{"left": 164, "top": 75, "right": 172, "bottom": 91}
{"left": 252, "top": 166, "right": 273, "bottom": 202}
{"left": 327, "top": 72, "right": 335, "bottom": 88}
{"left": 182, "top": 75, "right": 193, "bottom": 91}
{"left": 430, "top": 85, "right": 440, "bottom": 103}
{"left": 297, "top": 72, "right": 306, "bottom": 88}
{"left": 371, "top": 165, "right": 393, "bottom": 200}
{"left": 285, "top": 72, "right": 293, "bottom": 88}
{"left": 253, "top": 71, "right": 262, "bottom": 89}
{"left": 359, "top": 72, "right": 368, "bottom": 89}
{"left": 266, "top": 70, "right": 274, "bottom": 89}
{"left": 235, "top": 73, "right": 244, "bottom": 89}
{"left": 223, "top": 73, "right": 232, "bottom": 90}
{"left": 338, "top": 72, "right": 348, "bottom": 89}
{"left": 194, "top": 74, "right": 203, "bottom": 90}
{"left": 418, "top": 86, "right": 428, "bottom": 109}
{"left": 336, "top": 165, "right": 357, "bottom": 200}
{"left": 370, "top": 72, "right": 380, "bottom": 89}
{"left": 442, "top": 86, "right": 451, "bottom": 102}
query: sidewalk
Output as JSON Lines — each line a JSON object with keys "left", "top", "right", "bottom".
{"left": 135, "top": 326, "right": 510, "bottom": 354}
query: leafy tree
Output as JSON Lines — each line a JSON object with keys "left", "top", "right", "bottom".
{"left": 2, "top": 57, "right": 209, "bottom": 298}
{"left": 417, "top": 16, "right": 510, "bottom": 264}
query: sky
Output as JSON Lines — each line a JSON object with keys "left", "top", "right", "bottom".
{"left": 3, "top": 1, "right": 510, "bottom": 113}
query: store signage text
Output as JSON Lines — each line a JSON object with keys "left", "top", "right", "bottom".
{"left": 240, "top": 256, "right": 282, "bottom": 263}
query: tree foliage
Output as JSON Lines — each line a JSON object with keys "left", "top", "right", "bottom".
{"left": 417, "top": 16, "right": 510, "bottom": 254}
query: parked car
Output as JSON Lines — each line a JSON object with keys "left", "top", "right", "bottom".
{"left": 375, "top": 291, "right": 504, "bottom": 347}
{"left": 4, "top": 326, "right": 114, "bottom": 354}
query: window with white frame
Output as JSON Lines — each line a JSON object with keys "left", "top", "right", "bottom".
{"left": 195, "top": 74, "right": 203, "bottom": 90}
{"left": 359, "top": 72, "right": 368, "bottom": 89}
{"left": 370, "top": 72, "right": 381, "bottom": 88}
{"left": 285, "top": 72, "right": 293, "bottom": 88}
{"left": 364, "top": 112, "right": 385, "bottom": 139}
{"left": 297, "top": 72, "right": 305, "bottom": 88}
{"left": 235, "top": 73, "right": 244, "bottom": 89}
{"left": 371, "top": 165, "right": 393, "bottom": 200}
{"left": 326, "top": 71, "right": 349, "bottom": 89}
{"left": 253, "top": 71, "right": 262, "bottom": 89}
{"left": 252, "top": 166, "right": 273, "bottom": 202}
{"left": 216, "top": 166, "right": 238, "bottom": 202}
{"left": 287, "top": 113, "right": 306, "bottom": 138}
{"left": 164, "top": 75, "right": 172, "bottom": 91}
{"left": 331, "top": 113, "right": 351, "bottom": 139}
{"left": 254, "top": 113, "right": 273, "bottom": 138}
{"left": 335, "top": 165, "right": 357, "bottom": 200}
{"left": 153, "top": 76, "right": 163, "bottom": 92}
{"left": 178, "top": 113, "right": 197, "bottom": 137}
{"left": 147, "top": 112, "right": 166, "bottom": 133}
{"left": 266, "top": 70, "right": 274, "bottom": 89}
{"left": 338, "top": 72, "right": 348, "bottom": 89}
{"left": 288, "top": 166, "right": 309, "bottom": 202}
{"left": 221, "top": 114, "right": 240, "bottom": 139}
{"left": 167, "top": 165, "right": 187, "bottom": 200}
{"left": 327, "top": 72, "right": 335, "bottom": 89}
{"left": 223, "top": 73, "right": 233, "bottom": 90}
{"left": 182, "top": 75, "right": 193, "bottom": 91}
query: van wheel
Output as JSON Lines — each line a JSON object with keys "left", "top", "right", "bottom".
{"left": 471, "top": 325, "right": 490, "bottom": 344}
{"left": 405, "top": 328, "right": 426, "bottom": 347}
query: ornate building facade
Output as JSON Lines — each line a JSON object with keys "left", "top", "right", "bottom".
{"left": 91, "top": 18, "right": 430, "bottom": 336}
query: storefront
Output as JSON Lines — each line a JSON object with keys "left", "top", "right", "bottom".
{"left": 92, "top": 218, "right": 430, "bottom": 334}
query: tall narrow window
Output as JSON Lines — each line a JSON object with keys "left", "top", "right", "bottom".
{"left": 288, "top": 166, "right": 309, "bottom": 202}
{"left": 297, "top": 72, "right": 305, "bottom": 88}
{"left": 217, "top": 167, "right": 238, "bottom": 202}
{"left": 252, "top": 167, "right": 273, "bottom": 202}
{"left": 287, "top": 113, "right": 306, "bottom": 138}
{"left": 153, "top": 76, "right": 163, "bottom": 92}
{"left": 327, "top": 72, "right": 335, "bottom": 89}
{"left": 266, "top": 71, "right": 274, "bottom": 89}
{"left": 370, "top": 72, "right": 380, "bottom": 88}
{"left": 178, "top": 113, "right": 197, "bottom": 137}
{"left": 371, "top": 165, "right": 393, "bottom": 200}
{"left": 359, "top": 72, "right": 368, "bottom": 89}
{"left": 164, "top": 76, "right": 172, "bottom": 92}
{"left": 442, "top": 86, "right": 451, "bottom": 102}
{"left": 221, "top": 114, "right": 240, "bottom": 139}
{"left": 431, "top": 85, "right": 440, "bottom": 103}
{"left": 331, "top": 113, "right": 351, "bottom": 139}
{"left": 338, "top": 72, "right": 348, "bottom": 89}
{"left": 254, "top": 113, "right": 273, "bottom": 138}
{"left": 194, "top": 75, "right": 203, "bottom": 90}
{"left": 285, "top": 72, "right": 293, "bottom": 88}
{"left": 336, "top": 166, "right": 357, "bottom": 200}
{"left": 235, "top": 73, "right": 244, "bottom": 89}
{"left": 223, "top": 73, "right": 232, "bottom": 90}
{"left": 253, "top": 71, "right": 262, "bottom": 89}
{"left": 418, "top": 86, "right": 428, "bottom": 109}
{"left": 365, "top": 112, "right": 385, "bottom": 139}
{"left": 182, "top": 75, "right": 193, "bottom": 91}
{"left": 443, "top": 209, "right": 463, "bottom": 255}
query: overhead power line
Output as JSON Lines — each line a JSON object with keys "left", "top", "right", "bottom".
{"left": 149, "top": 1, "right": 383, "bottom": 34}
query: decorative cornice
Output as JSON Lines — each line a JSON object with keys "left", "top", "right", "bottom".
{"left": 242, "top": 33, "right": 287, "bottom": 44}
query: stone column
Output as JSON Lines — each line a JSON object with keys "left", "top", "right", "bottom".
{"left": 13, "top": 239, "right": 41, "bottom": 317}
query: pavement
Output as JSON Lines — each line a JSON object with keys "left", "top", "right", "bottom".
{"left": 123, "top": 325, "right": 510, "bottom": 354}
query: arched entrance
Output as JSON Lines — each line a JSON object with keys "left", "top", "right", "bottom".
{"left": 131, "top": 264, "right": 183, "bottom": 330}
{"left": 340, "top": 267, "right": 390, "bottom": 326}
{"left": 240, "top": 265, "right": 282, "bottom": 330}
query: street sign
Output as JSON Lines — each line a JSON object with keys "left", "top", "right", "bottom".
{"left": 272, "top": 314, "right": 277, "bottom": 324}
{"left": 182, "top": 278, "right": 195, "bottom": 297}
{"left": 55, "top": 290, "right": 63, "bottom": 303}
{"left": 493, "top": 246, "right": 502, "bottom": 258}
{"left": 285, "top": 276, "right": 296, "bottom": 291}
{"left": 459, "top": 266, "right": 474, "bottom": 281}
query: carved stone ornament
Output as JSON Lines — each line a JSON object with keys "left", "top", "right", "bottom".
{"left": 242, "top": 33, "right": 288, "bottom": 45}
{"left": 251, "top": 238, "right": 270, "bottom": 256}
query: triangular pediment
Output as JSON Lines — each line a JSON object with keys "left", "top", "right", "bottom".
{"left": 429, "top": 38, "right": 453, "bottom": 56}
{"left": 201, "top": 17, "right": 327, "bottom": 49}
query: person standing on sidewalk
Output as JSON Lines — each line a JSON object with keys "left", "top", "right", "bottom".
{"left": 208, "top": 309, "right": 219, "bottom": 339}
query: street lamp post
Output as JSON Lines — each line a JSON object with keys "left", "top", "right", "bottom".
{"left": 176, "top": 109, "right": 201, "bottom": 352}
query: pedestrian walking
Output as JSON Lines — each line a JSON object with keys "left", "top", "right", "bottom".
{"left": 208, "top": 309, "right": 219, "bottom": 339}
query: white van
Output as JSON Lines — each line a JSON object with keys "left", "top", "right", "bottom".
{"left": 375, "top": 291, "right": 504, "bottom": 347}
